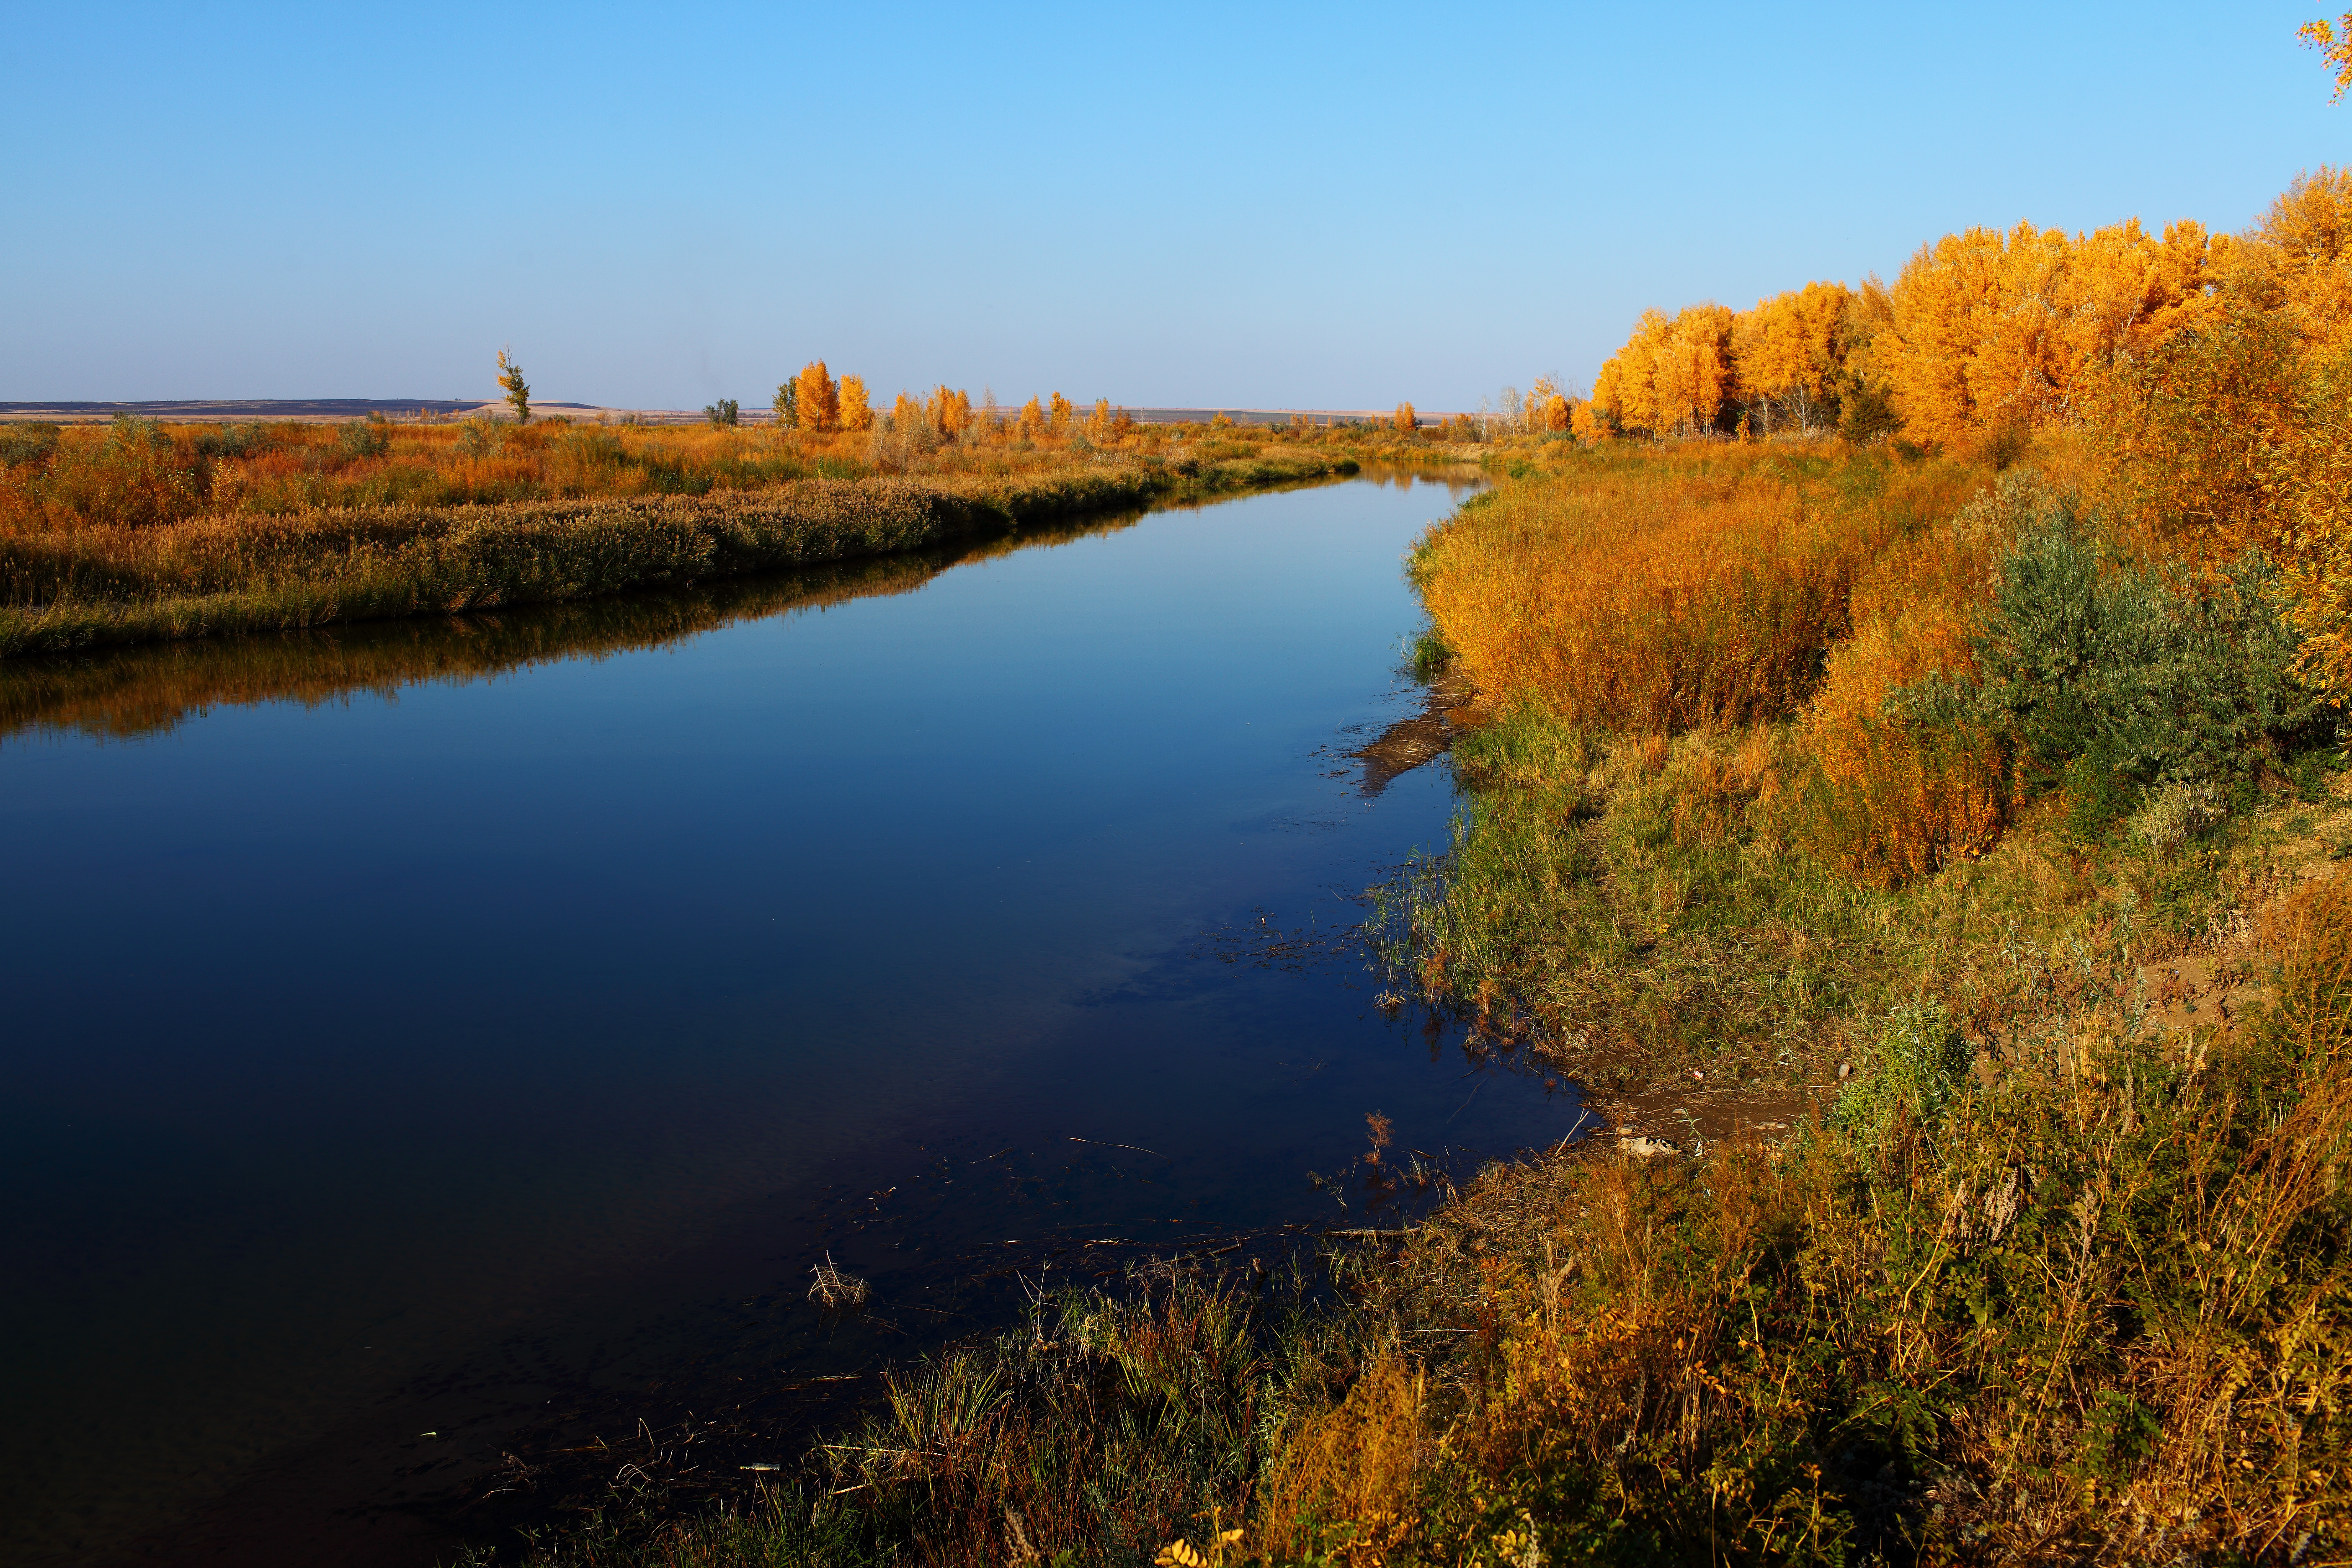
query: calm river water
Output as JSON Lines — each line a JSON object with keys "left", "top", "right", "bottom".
{"left": 0, "top": 472, "right": 1583, "bottom": 1566}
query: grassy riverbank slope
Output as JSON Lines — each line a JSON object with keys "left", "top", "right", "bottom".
{"left": 0, "top": 419, "right": 1359, "bottom": 655}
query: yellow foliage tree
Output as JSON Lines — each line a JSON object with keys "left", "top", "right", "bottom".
{"left": 2219, "top": 169, "right": 2352, "bottom": 356}
{"left": 1086, "top": 397, "right": 1113, "bottom": 442}
{"left": 1017, "top": 396, "right": 1045, "bottom": 440}
{"left": 1047, "top": 392, "right": 1074, "bottom": 437}
{"left": 926, "top": 385, "right": 973, "bottom": 439}
{"left": 1654, "top": 306, "right": 1735, "bottom": 437}
{"left": 838, "top": 375, "right": 873, "bottom": 433}
{"left": 1732, "top": 281, "right": 1853, "bottom": 431}
{"left": 795, "top": 361, "right": 839, "bottom": 433}
{"left": 1393, "top": 402, "right": 1418, "bottom": 432}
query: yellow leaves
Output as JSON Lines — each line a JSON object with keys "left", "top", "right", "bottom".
{"left": 925, "top": 384, "right": 973, "bottom": 438}
{"left": 1153, "top": 1523, "right": 1246, "bottom": 1568}
{"left": 838, "top": 376, "right": 873, "bottom": 433}
{"left": 1393, "top": 402, "right": 1418, "bottom": 433}
{"left": 795, "top": 361, "right": 839, "bottom": 432}
{"left": 2301, "top": 12, "right": 2352, "bottom": 101}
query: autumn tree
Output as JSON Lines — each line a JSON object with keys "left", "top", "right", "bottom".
{"left": 496, "top": 348, "right": 531, "bottom": 424}
{"left": 839, "top": 375, "right": 873, "bottom": 433}
{"left": 925, "top": 385, "right": 973, "bottom": 440}
{"left": 1731, "top": 281, "right": 1854, "bottom": 431}
{"left": 1047, "top": 392, "right": 1074, "bottom": 437}
{"left": 1393, "top": 402, "right": 1418, "bottom": 432}
{"left": 795, "top": 361, "right": 839, "bottom": 433}
{"left": 1085, "top": 397, "right": 1113, "bottom": 442}
{"left": 1017, "top": 396, "right": 1046, "bottom": 441}
{"left": 773, "top": 379, "right": 797, "bottom": 427}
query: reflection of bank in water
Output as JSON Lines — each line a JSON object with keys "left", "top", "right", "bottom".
{"left": 0, "top": 513, "right": 1148, "bottom": 746}
{"left": 1347, "top": 670, "right": 1478, "bottom": 799}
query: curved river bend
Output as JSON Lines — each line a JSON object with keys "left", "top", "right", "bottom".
{"left": 0, "top": 472, "right": 1582, "bottom": 1566}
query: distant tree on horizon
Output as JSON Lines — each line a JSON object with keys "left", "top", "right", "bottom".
{"left": 1393, "top": 401, "right": 1417, "bottom": 433}
{"left": 496, "top": 348, "right": 531, "bottom": 424}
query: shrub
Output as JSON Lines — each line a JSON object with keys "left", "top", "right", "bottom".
{"left": 457, "top": 418, "right": 505, "bottom": 458}
{"left": 335, "top": 420, "right": 389, "bottom": 460}
{"left": 1919, "top": 480, "right": 2324, "bottom": 835}
{"left": 194, "top": 422, "right": 272, "bottom": 461}
{"left": 0, "top": 423, "right": 60, "bottom": 467}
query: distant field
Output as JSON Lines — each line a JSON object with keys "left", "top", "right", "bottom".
{"left": 0, "top": 400, "right": 1464, "bottom": 427}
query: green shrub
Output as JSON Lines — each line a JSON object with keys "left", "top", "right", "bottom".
{"left": 1830, "top": 1000, "right": 1969, "bottom": 1146}
{"left": 0, "top": 423, "right": 59, "bottom": 467}
{"left": 335, "top": 420, "right": 389, "bottom": 460}
{"left": 194, "top": 422, "right": 273, "bottom": 461}
{"left": 1898, "top": 476, "right": 2327, "bottom": 837}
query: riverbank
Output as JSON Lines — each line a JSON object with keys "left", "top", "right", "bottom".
{"left": 449, "top": 438, "right": 2352, "bottom": 1567}
{"left": 0, "top": 451, "right": 1351, "bottom": 656}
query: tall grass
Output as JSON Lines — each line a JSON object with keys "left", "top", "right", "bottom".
{"left": 1410, "top": 446, "right": 1981, "bottom": 732}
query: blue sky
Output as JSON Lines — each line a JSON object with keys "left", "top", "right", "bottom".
{"left": 4, "top": 2, "right": 2344, "bottom": 410}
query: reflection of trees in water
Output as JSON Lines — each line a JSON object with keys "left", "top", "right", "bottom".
{"left": 0, "top": 512, "right": 1145, "bottom": 744}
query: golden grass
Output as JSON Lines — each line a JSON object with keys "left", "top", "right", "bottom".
{"left": 1413, "top": 446, "right": 1983, "bottom": 733}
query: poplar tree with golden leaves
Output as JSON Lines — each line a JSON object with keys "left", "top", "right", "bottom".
{"left": 795, "top": 362, "right": 839, "bottom": 433}
{"left": 1017, "top": 397, "right": 1046, "bottom": 441}
{"left": 1086, "top": 398, "right": 1113, "bottom": 442}
{"left": 1393, "top": 402, "right": 1417, "bottom": 432}
{"left": 1047, "top": 392, "right": 1074, "bottom": 438}
{"left": 926, "top": 386, "right": 973, "bottom": 440}
{"left": 838, "top": 376, "right": 873, "bottom": 433}
{"left": 496, "top": 348, "right": 531, "bottom": 424}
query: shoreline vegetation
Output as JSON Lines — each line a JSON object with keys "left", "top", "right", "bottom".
{"left": 445, "top": 173, "right": 2352, "bottom": 1566}
{"left": 0, "top": 432, "right": 1369, "bottom": 657}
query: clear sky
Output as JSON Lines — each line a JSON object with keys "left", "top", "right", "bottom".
{"left": 4, "top": 3, "right": 2345, "bottom": 411}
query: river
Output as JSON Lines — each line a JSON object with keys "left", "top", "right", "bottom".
{"left": 0, "top": 471, "right": 1584, "bottom": 1566}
